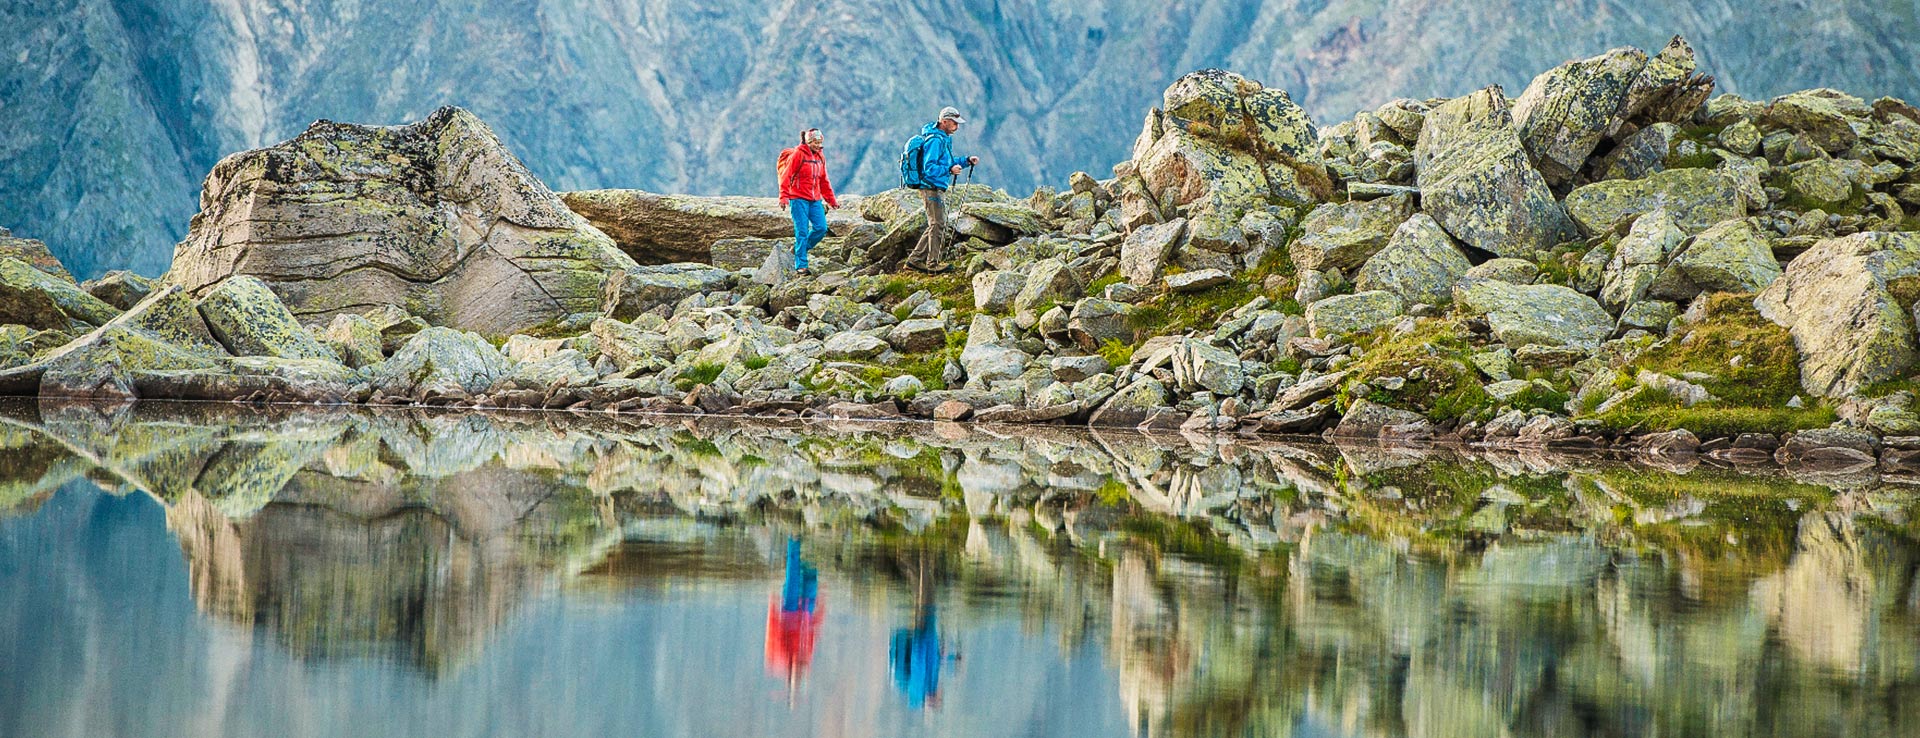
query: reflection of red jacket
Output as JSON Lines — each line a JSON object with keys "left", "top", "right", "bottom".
{"left": 766, "top": 596, "right": 824, "bottom": 677}
{"left": 778, "top": 145, "right": 838, "bottom": 207}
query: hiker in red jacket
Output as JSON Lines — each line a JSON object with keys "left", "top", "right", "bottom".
{"left": 778, "top": 129, "right": 838, "bottom": 276}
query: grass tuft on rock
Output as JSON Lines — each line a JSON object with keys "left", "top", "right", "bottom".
{"left": 1341, "top": 318, "right": 1493, "bottom": 422}
{"left": 1589, "top": 293, "right": 1836, "bottom": 435}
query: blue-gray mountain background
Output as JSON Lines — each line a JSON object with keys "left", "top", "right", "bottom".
{"left": 5, "top": 0, "right": 1918, "bottom": 278}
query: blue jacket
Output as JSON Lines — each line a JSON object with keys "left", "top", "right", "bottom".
{"left": 916, "top": 123, "right": 969, "bottom": 190}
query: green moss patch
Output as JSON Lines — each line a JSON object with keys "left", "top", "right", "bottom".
{"left": 1589, "top": 293, "right": 1836, "bottom": 434}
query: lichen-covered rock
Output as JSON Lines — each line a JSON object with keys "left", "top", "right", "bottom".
{"left": 1164, "top": 269, "right": 1231, "bottom": 293}
{"left": 821, "top": 332, "right": 888, "bottom": 360}
{"left": 1415, "top": 87, "right": 1578, "bottom": 259}
{"left": 82, "top": 271, "right": 154, "bottom": 311}
{"left": 495, "top": 349, "right": 597, "bottom": 392}
{"left": 1463, "top": 258, "right": 1541, "bottom": 284}
{"left": 1601, "top": 209, "right": 1684, "bottom": 311}
{"left": 886, "top": 319, "right": 947, "bottom": 353}
{"left": 1120, "top": 218, "right": 1187, "bottom": 285}
{"left": 1784, "top": 158, "right": 1869, "bottom": 210}
{"left": 1288, "top": 193, "right": 1415, "bottom": 272}
{"left": 322, "top": 313, "right": 385, "bottom": 368}
{"left": 0, "top": 257, "right": 118, "bottom": 330}
{"left": 0, "top": 231, "right": 75, "bottom": 284}
{"left": 959, "top": 314, "right": 1030, "bottom": 385}
{"left": 1354, "top": 214, "right": 1471, "bottom": 304}
{"left": 956, "top": 201, "right": 1047, "bottom": 239}
{"left": 1013, "top": 259, "right": 1083, "bottom": 329}
{"left": 1067, "top": 298, "right": 1132, "bottom": 350}
{"left": 1755, "top": 232, "right": 1920, "bottom": 397}
{"left": 561, "top": 189, "right": 862, "bottom": 264}
{"left": 1454, "top": 280, "right": 1614, "bottom": 349}
{"left": 1133, "top": 70, "right": 1332, "bottom": 210}
{"left": 973, "top": 270, "right": 1026, "bottom": 313}
{"left": 1088, "top": 378, "right": 1170, "bottom": 427}
{"left": 1332, "top": 399, "right": 1429, "bottom": 438}
{"left": 1765, "top": 89, "right": 1864, "bottom": 153}
{"left": 368, "top": 326, "right": 511, "bottom": 402}
{"left": 1563, "top": 168, "right": 1746, "bottom": 235}
{"left": 1305, "top": 291, "right": 1404, "bottom": 339}
{"left": 1599, "top": 122, "right": 1675, "bottom": 181}
{"left": 1661, "top": 219, "right": 1781, "bottom": 297}
{"left": 165, "top": 107, "right": 637, "bottom": 336}
{"left": 601, "top": 264, "right": 733, "bottom": 321}
{"left": 1172, "top": 338, "right": 1244, "bottom": 395}
{"left": 1510, "top": 46, "right": 1648, "bottom": 187}
{"left": 196, "top": 276, "right": 336, "bottom": 361}
{"left": 19, "top": 286, "right": 230, "bottom": 399}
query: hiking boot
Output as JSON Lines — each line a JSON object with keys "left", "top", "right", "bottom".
{"left": 905, "top": 261, "right": 952, "bottom": 275}
{"left": 795, "top": 267, "right": 813, "bottom": 277}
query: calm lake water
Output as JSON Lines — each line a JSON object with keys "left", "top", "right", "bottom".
{"left": 2, "top": 400, "right": 1918, "bottom": 738}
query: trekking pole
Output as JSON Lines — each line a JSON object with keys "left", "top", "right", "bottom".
{"left": 967, "top": 163, "right": 975, "bottom": 185}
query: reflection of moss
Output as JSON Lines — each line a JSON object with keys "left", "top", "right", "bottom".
{"left": 1122, "top": 515, "right": 1244, "bottom": 569}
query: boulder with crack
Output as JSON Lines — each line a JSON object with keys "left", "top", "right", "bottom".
{"left": 562, "top": 189, "right": 864, "bottom": 263}
{"left": 1756, "top": 232, "right": 1920, "bottom": 397}
{"left": 1415, "top": 87, "right": 1578, "bottom": 259}
{"left": 165, "top": 106, "right": 637, "bottom": 336}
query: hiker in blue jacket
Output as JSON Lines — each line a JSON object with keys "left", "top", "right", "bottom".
{"left": 902, "top": 106, "right": 979, "bottom": 274}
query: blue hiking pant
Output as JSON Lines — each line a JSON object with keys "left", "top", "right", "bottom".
{"left": 789, "top": 199, "right": 828, "bottom": 269}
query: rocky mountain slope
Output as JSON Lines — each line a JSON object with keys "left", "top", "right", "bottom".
{"left": 4, "top": 0, "right": 1920, "bottom": 278}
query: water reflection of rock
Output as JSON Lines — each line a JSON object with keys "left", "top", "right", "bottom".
{"left": 6, "top": 399, "right": 1920, "bottom": 735}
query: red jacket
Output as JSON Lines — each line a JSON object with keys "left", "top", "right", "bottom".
{"left": 778, "top": 145, "right": 838, "bottom": 207}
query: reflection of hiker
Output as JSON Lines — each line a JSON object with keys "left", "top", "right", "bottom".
{"left": 766, "top": 538, "right": 823, "bottom": 699}
{"left": 778, "top": 129, "right": 838, "bottom": 277}
{"left": 897, "top": 107, "right": 979, "bottom": 274}
{"left": 889, "top": 554, "right": 949, "bottom": 709}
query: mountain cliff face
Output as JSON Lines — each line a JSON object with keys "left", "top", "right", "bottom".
{"left": 4, "top": 0, "right": 1918, "bottom": 278}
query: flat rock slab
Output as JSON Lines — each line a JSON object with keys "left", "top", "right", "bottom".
{"left": 563, "top": 189, "right": 864, "bottom": 264}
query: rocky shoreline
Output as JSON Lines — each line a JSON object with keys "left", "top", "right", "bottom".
{"left": 3, "top": 36, "right": 1920, "bottom": 471}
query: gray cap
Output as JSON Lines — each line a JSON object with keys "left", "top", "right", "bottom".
{"left": 938, "top": 106, "right": 967, "bottom": 124}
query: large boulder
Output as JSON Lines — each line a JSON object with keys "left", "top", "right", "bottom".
{"left": 1120, "top": 218, "right": 1188, "bottom": 285}
{"left": 1353, "top": 214, "right": 1472, "bottom": 304}
{"left": 1510, "top": 46, "right": 1648, "bottom": 188}
{"left": 561, "top": 189, "right": 863, "bottom": 263}
{"left": 1563, "top": 168, "right": 1745, "bottom": 235}
{"left": 0, "top": 229, "right": 75, "bottom": 283}
{"left": 196, "top": 276, "right": 336, "bottom": 361}
{"left": 601, "top": 264, "right": 734, "bottom": 320}
{"left": 368, "top": 326, "right": 511, "bottom": 402}
{"left": 1415, "top": 87, "right": 1578, "bottom": 259}
{"left": 1755, "top": 232, "right": 1920, "bottom": 397}
{"left": 1765, "top": 89, "right": 1865, "bottom": 154}
{"left": 1288, "top": 193, "right": 1415, "bottom": 272}
{"left": 1013, "top": 259, "right": 1083, "bottom": 329}
{"left": 1657, "top": 219, "right": 1782, "bottom": 298}
{"left": 1454, "top": 280, "right": 1614, "bottom": 349}
{"left": 1305, "top": 291, "right": 1404, "bottom": 339}
{"left": 1068, "top": 298, "right": 1132, "bottom": 350}
{"left": 1600, "top": 208, "right": 1685, "bottom": 311}
{"left": 1172, "top": 338, "right": 1244, "bottom": 395}
{"left": 164, "top": 106, "right": 636, "bottom": 337}
{"left": 0, "top": 257, "right": 118, "bottom": 330}
{"left": 1129, "top": 70, "right": 1332, "bottom": 212}
{"left": 4, "top": 286, "right": 228, "bottom": 400}
{"left": 958, "top": 314, "right": 1030, "bottom": 385}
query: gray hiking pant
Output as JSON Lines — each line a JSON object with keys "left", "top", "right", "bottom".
{"left": 906, "top": 189, "right": 948, "bottom": 269}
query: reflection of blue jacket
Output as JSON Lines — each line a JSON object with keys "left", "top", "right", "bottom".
{"left": 916, "top": 123, "right": 969, "bottom": 190}
{"left": 890, "top": 609, "right": 942, "bottom": 708}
